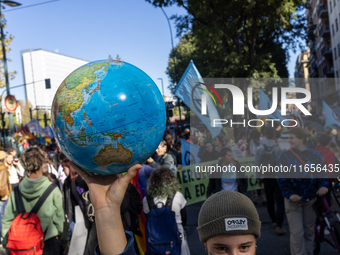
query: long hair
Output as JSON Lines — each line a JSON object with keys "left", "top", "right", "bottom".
{"left": 147, "top": 167, "right": 179, "bottom": 199}
{"left": 0, "top": 162, "right": 11, "bottom": 198}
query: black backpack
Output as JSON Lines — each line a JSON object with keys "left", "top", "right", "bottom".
{"left": 259, "top": 143, "right": 278, "bottom": 167}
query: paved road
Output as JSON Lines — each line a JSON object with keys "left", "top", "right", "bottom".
{"left": 1, "top": 192, "right": 340, "bottom": 255}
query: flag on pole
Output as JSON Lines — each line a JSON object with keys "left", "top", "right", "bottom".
{"left": 174, "top": 60, "right": 222, "bottom": 138}
{"left": 322, "top": 100, "right": 340, "bottom": 126}
{"left": 181, "top": 138, "right": 201, "bottom": 166}
{"left": 258, "top": 89, "right": 285, "bottom": 122}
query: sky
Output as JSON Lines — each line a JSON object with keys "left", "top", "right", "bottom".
{"left": 2, "top": 0, "right": 300, "bottom": 104}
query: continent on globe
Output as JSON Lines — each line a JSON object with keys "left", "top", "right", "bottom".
{"left": 93, "top": 143, "right": 133, "bottom": 167}
{"left": 54, "top": 62, "right": 109, "bottom": 129}
{"left": 103, "top": 132, "right": 125, "bottom": 140}
{"left": 51, "top": 59, "right": 166, "bottom": 174}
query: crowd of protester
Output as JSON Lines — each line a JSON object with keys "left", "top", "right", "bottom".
{"left": 0, "top": 122, "right": 340, "bottom": 255}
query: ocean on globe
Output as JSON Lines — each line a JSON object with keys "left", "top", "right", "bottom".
{"left": 51, "top": 59, "right": 166, "bottom": 174}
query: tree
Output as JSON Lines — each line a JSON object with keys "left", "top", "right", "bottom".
{"left": 147, "top": 0, "right": 304, "bottom": 95}
{"left": 0, "top": 13, "right": 16, "bottom": 88}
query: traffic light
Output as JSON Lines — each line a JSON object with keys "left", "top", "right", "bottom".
{"left": 45, "top": 78, "right": 51, "bottom": 89}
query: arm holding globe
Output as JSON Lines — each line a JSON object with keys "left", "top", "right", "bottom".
{"left": 70, "top": 162, "right": 141, "bottom": 255}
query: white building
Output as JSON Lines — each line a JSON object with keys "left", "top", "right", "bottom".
{"left": 21, "top": 49, "right": 89, "bottom": 109}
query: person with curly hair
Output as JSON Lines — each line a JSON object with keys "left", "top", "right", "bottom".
{"left": 1, "top": 146, "right": 65, "bottom": 254}
{"left": 142, "top": 167, "right": 190, "bottom": 255}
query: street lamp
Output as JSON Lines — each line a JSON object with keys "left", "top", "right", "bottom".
{"left": 0, "top": 0, "right": 21, "bottom": 140}
{"left": 157, "top": 78, "right": 164, "bottom": 96}
{"left": 160, "top": 7, "right": 183, "bottom": 127}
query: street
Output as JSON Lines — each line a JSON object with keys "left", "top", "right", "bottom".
{"left": 1, "top": 192, "right": 340, "bottom": 255}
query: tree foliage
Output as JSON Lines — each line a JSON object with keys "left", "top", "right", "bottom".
{"left": 0, "top": 13, "right": 16, "bottom": 88}
{"left": 146, "top": 0, "right": 305, "bottom": 95}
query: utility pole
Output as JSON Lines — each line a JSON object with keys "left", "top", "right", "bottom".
{"left": 160, "top": 7, "right": 183, "bottom": 128}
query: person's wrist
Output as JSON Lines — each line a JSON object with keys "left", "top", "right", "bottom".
{"left": 95, "top": 204, "right": 121, "bottom": 215}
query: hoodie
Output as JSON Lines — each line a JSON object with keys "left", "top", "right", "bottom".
{"left": 1, "top": 176, "right": 64, "bottom": 248}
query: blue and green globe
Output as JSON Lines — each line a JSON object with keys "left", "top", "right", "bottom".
{"left": 51, "top": 59, "right": 166, "bottom": 174}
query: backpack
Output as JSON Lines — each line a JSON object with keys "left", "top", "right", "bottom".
{"left": 6, "top": 184, "right": 57, "bottom": 255}
{"left": 259, "top": 143, "right": 278, "bottom": 167}
{"left": 145, "top": 194, "right": 182, "bottom": 255}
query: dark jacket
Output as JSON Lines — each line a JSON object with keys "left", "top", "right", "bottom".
{"left": 63, "top": 176, "right": 97, "bottom": 255}
{"left": 278, "top": 147, "right": 328, "bottom": 199}
{"left": 95, "top": 231, "right": 137, "bottom": 255}
{"left": 206, "top": 159, "right": 248, "bottom": 195}
{"left": 198, "top": 147, "right": 219, "bottom": 163}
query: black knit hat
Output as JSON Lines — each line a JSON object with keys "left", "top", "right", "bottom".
{"left": 197, "top": 190, "right": 261, "bottom": 243}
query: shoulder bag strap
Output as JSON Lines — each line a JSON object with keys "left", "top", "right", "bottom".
{"left": 14, "top": 186, "right": 25, "bottom": 214}
{"left": 165, "top": 192, "right": 176, "bottom": 210}
{"left": 146, "top": 195, "right": 156, "bottom": 210}
{"left": 30, "top": 183, "right": 57, "bottom": 215}
{"left": 289, "top": 149, "right": 306, "bottom": 165}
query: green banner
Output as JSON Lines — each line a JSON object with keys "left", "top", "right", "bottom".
{"left": 177, "top": 157, "right": 261, "bottom": 205}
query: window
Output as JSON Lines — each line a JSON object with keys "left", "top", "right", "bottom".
{"left": 338, "top": 43, "right": 340, "bottom": 56}
{"left": 335, "top": 47, "right": 337, "bottom": 59}
{"left": 335, "top": 0, "right": 336, "bottom": 6}
{"left": 337, "top": 19, "right": 339, "bottom": 31}
{"left": 332, "top": 24, "right": 335, "bottom": 36}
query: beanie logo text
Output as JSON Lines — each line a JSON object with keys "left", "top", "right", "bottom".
{"left": 225, "top": 218, "right": 248, "bottom": 231}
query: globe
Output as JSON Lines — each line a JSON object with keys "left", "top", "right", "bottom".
{"left": 51, "top": 59, "right": 166, "bottom": 174}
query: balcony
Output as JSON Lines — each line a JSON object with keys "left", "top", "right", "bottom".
{"left": 318, "top": 4, "right": 329, "bottom": 19}
{"left": 319, "top": 24, "right": 330, "bottom": 38}
{"left": 321, "top": 44, "right": 333, "bottom": 58}
{"left": 323, "top": 66, "right": 334, "bottom": 77}
{"left": 327, "top": 67, "right": 335, "bottom": 77}
{"left": 310, "top": 69, "right": 319, "bottom": 78}
{"left": 310, "top": 42, "right": 316, "bottom": 54}
{"left": 311, "top": 58, "right": 317, "bottom": 70}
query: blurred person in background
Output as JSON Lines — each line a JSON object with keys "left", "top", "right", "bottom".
{"left": 62, "top": 158, "right": 98, "bottom": 255}
{"left": 6, "top": 148, "right": 17, "bottom": 159}
{"left": 1, "top": 147, "right": 65, "bottom": 254}
{"left": 232, "top": 132, "right": 247, "bottom": 158}
{"left": 203, "top": 130, "right": 214, "bottom": 145}
{"left": 207, "top": 147, "right": 248, "bottom": 196}
{"left": 305, "top": 123, "right": 317, "bottom": 150}
{"left": 164, "top": 133, "right": 182, "bottom": 170}
{"left": 143, "top": 167, "right": 190, "bottom": 255}
{"left": 247, "top": 129, "right": 266, "bottom": 205}
{"left": 18, "top": 138, "right": 29, "bottom": 154}
{"left": 198, "top": 141, "right": 219, "bottom": 163}
{"left": 146, "top": 140, "right": 177, "bottom": 176}
{"left": 214, "top": 136, "right": 229, "bottom": 153}
{"left": 0, "top": 152, "right": 11, "bottom": 243}
{"left": 5, "top": 151, "right": 25, "bottom": 190}
{"left": 248, "top": 129, "right": 262, "bottom": 156}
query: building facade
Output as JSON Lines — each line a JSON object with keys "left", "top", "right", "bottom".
{"left": 306, "top": 0, "right": 337, "bottom": 113}
{"left": 21, "top": 49, "right": 89, "bottom": 109}
{"left": 294, "top": 49, "right": 311, "bottom": 93}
